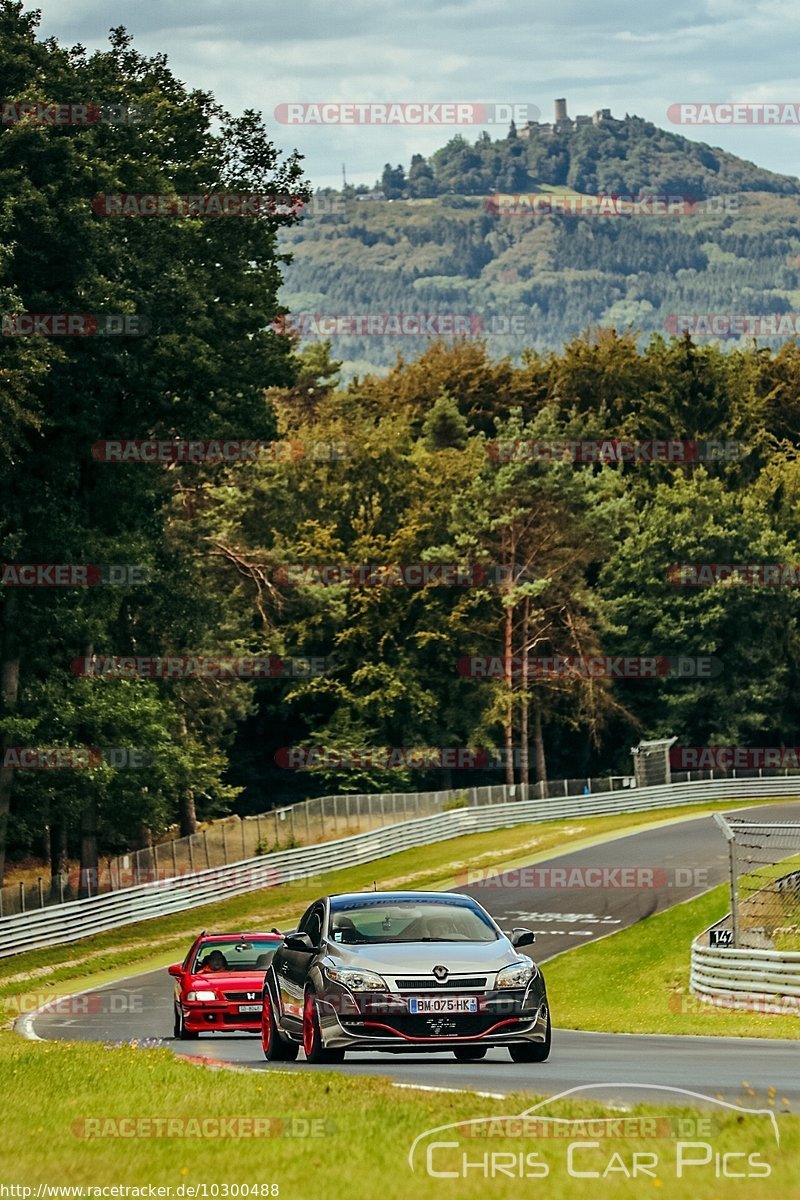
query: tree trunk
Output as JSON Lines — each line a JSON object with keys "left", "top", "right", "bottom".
{"left": 0, "top": 592, "right": 21, "bottom": 885}
{"left": 177, "top": 716, "right": 199, "bottom": 835}
{"left": 533, "top": 695, "right": 547, "bottom": 786}
{"left": 519, "top": 598, "right": 530, "bottom": 787}
{"left": 77, "top": 639, "right": 98, "bottom": 898}
{"left": 49, "top": 813, "right": 69, "bottom": 899}
{"left": 504, "top": 599, "right": 515, "bottom": 785}
{"left": 79, "top": 800, "right": 98, "bottom": 898}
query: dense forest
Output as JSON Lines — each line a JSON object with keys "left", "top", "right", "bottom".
{"left": 1, "top": 4, "right": 799, "bottom": 885}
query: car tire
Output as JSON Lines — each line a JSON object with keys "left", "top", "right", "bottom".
{"left": 509, "top": 1013, "right": 551, "bottom": 1062}
{"left": 261, "top": 990, "right": 299, "bottom": 1061}
{"left": 302, "top": 989, "right": 345, "bottom": 1064}
{"left": 174, "top": 1004, "right": 199, "bottom": 1041}
{"left": 453, "top": 1047, "right": 487, "bottom": 1061}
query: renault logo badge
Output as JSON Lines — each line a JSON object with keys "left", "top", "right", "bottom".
{"left": 432, "top": 965, "right": 449, "bottom": 981}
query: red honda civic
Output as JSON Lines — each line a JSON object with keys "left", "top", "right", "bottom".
{"left": 168, "top": 931, "right": 282, "bottom": 1039}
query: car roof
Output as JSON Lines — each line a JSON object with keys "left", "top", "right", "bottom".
{"left": 328, "top": 891, "right": 477, "bottom": 907}
{"left": 195, "top": 932, "right": 282, "bottom": 941}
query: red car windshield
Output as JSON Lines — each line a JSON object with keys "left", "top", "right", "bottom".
{"left": 190, "top": 939, "right": 279, "bottom": 973}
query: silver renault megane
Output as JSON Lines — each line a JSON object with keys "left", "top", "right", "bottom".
{"left": 261, "top": 890, "right": 551, "bottom": 1063}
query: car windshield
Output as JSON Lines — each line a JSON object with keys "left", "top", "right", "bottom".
{"left": 328, "top": 900, "right": 498, "bottom": 944}
{"left": 190, "top": 940, "right": 278, "bottom": 972}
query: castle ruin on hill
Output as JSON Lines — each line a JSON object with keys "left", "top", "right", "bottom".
{"left": 518, "top": 98, "right": 619, "bottom": 137}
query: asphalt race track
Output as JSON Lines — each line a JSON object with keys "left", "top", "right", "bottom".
{"left": 25, "top": 802, "right": 800, "bottom": 1106}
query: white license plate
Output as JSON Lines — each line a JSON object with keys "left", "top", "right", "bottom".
{"left": 408, "top": 996, "right": 478, "bottom": 1014}
{"left": 238, "top": 1004, "right": 261, "bottom": 1013}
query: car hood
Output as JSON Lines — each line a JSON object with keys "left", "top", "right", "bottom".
{"left": 185, "top": 971, "right": 266, "bottom": 989}
{"left": 325, "top": 938, "right": 523, "bottom": 974}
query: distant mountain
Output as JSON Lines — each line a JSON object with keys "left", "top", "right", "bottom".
{"left": 278, "top": 112, "right": 800, "bottom": 376}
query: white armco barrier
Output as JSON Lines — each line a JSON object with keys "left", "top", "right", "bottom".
{"left": 1, "top": 776, "right": 799, "bottom": 959}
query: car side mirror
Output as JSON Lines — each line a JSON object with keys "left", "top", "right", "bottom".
{"left": 284, "top": 932, "right": 316, "bottom": 953}
{"left": 167, "top": 964, "right": 183, "bottom": 977}
{"left": 511, "top": 928, "right": 535, "bottom": 948}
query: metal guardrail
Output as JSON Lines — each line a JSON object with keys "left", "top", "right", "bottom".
{"left": 0, "top": 774, "right": 637, "bottom": 917}
{"left": 1, "top": 775, "right": 799, "bottom": 960}
{"left": 690, "top": 922, "right": 800, "bottom": 1008}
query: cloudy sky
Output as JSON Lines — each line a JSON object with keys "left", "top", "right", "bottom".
{"left": 28, "top": 0, "right": 800, "bottom": 188}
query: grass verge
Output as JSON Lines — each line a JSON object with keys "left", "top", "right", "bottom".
{"left": 0, "top": 1030, "right": 796, "bottom": 1198}
{"left": 546, "top": 883, "right": 800, "bottom": 1039}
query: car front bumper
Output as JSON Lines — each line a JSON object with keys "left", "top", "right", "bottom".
{"left": 315, "top": 985, "right": 549, "bottom": 1052}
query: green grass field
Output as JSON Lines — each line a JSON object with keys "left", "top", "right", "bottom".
{"left": 1, "top": 1031, "right": 796, "bottom": 1199}
{"left": 545, "top": 883, "right": 800, "bottom": 1038}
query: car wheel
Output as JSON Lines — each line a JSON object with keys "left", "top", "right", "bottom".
{"left": 174, "top": 1003, "right": 199, "bottom": 1041}
{"left": 453, "top": 1047, "right": 487, "bottom": 1061}
{"left": 509, "top": 1013, "right": 551, "bottom": 1062}
{"left": 261, "top": 990, "right": 299, "bottom": 1061}
{"left": 302, "top": 989, "right": 345, "bottom": 1064}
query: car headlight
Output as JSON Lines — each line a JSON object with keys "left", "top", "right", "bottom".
{"left": 186, "top": 990, "right": 218, "bottom": 1002}
{"left": 496, "top": 960, "right": 538, "bottom": 989}
{"left": 324, "top": 965, "right": 388, "bottom": 992}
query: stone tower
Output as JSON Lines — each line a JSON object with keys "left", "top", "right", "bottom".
{"left": 554, "top": 98, "right": 568, "bottom": 123}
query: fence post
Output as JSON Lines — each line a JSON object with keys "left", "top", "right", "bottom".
{"left": 188, "top": 837, "right": 195, "bottom": 873}
{"left": 274, "top": 810, "right": 280, "bottom": 846}
{"left": 257, "top": 812, "right": 263, "bottom": 848}
{"left": 154, "top": 841, "right": 159, "bottom": 880}
{"left": 241, "top": 819, "right": 247, "bottom": 858}
{"left": 38, "top": 877, "right": 44, "bottom": 908}
{"left": 729, "top": 834, "right": 739, "bottom": 947}
{"left": 19, "top": 882, "right": 25, "bottom": 913}
{"left": 204, "top": 829, "right": 210, "bottom": 868}
{"left": 334, "top": 797, "right": 339, "bottom": 836}
{"left": 305, "top": 802, "right": 311, "bottom": 842}
{"left": 290, "top": 805, "right": 296, "bottom": 844}
{"left": 222, "top": 822, "right": 229, "bottom": 864}
{"left": 59, "top": 874, "right": 64, "bottom": 903}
